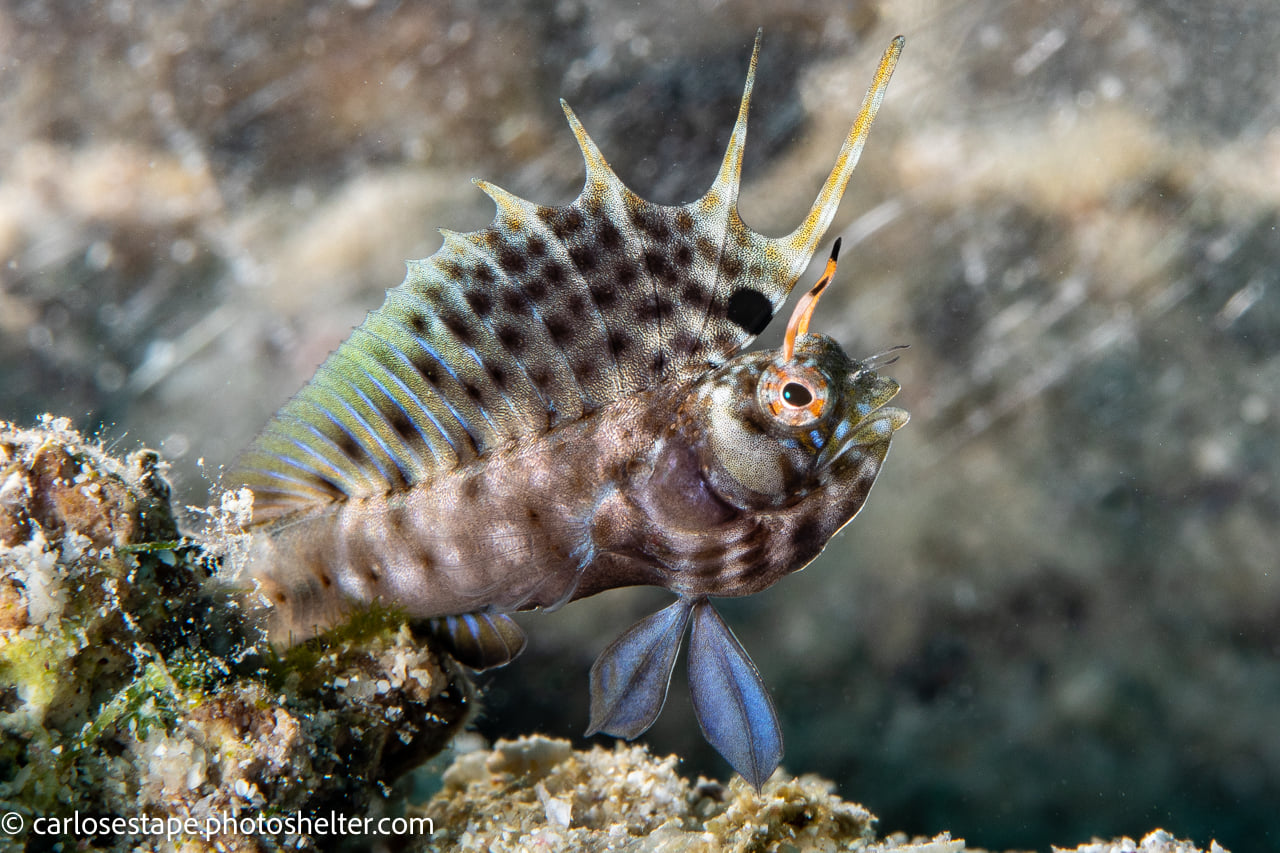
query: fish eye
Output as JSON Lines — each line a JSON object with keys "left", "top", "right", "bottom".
{"left": 759, "top": 364, "right": 828, "bottom": 427}
{"left": 781, "top": 382, "right": 813, "bottom": 407}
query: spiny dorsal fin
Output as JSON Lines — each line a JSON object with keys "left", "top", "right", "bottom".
{"left": 230, "top": 33, "right": 903, "bottom": 524}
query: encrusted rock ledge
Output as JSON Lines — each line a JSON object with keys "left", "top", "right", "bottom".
{"left": 0, "top": 420, "right": 1230, "bottom": 853}
{"left": 417, "top": 735, "right": 1225, "bottom": 853}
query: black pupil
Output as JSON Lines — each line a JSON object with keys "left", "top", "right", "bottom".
{"left": 781, "top": 382, "right": 812, "bottom": 407}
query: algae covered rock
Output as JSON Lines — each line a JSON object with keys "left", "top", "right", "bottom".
{"left": 0, "top": 418, "right": 471, "bottom": 851}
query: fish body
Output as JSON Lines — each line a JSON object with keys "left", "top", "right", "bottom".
{"left": 230, "top": 32, "right": 908, "bottom": 789}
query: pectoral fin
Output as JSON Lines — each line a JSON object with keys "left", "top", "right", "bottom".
{"left": 688, "top": 599, "right": 782, "bottom": 790}
{"left": 428, "top": 612, "right": 527, "bottom": 671}
{"left": 586, "top": 597, "right": 694, "bottom": 739}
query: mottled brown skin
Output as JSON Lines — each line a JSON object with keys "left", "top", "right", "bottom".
{"left": 250, "top": 333, "right": 903, "bottom": 641}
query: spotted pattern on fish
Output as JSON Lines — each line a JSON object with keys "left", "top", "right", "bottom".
{"left": 229, "top": 32, "right": 908, "bottom": 791}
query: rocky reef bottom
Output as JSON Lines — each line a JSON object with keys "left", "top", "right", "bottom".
{"left": 0, "top": 419, "right": 1230, "bottom": 853}
{"left": 420, "top": 735, "right": 1223, "bottom": 853}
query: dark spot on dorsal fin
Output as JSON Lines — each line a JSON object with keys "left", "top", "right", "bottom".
{"left": 498, "top": 243, "right": 527, "bottom": 275}
{"left": 527, "top": 236, "right": 547, "bottom": 257}
{"left": 540, "top": 206, "right": 583, "bottom": 238}
{"left": 638, "top": 295, "right": 674, "bottom": 323}
{"left": 682, "top": 281, "right": 709, "bottom": 310}
{"left": 335, "top": 431, "right": 364, "bottom": 461}
{"left": 608, "top": 331, "right": 631, "bottom": 357}
{"left": 545, "top": 315, "right": 574, "bottom": 346}
{"left": 542, "top": 261, "right": 566, "bottom": 285}
{"left": 503, "top": 290, "right": 531, "bottom": 316}
{"left": 630, "top": 204, "right": 671, "bottom": 241}
{"left": 719, "top": 254, "right": 744, "bottom": 278}
{"left": 525, "top": 277, "right": 549, "bottom": 302}
{"left": 388, "top": 409, "right": 417, "bottom": 441}
{"left": 615, "top": 262, "right": 637, "bottom": 288}
{"left": 597, "top": 220, "right": 623, "bottom": 251}
{"left": 496, "top": 324, "right": 527, "bottom": 353}
{"left": 726, "top": 288, "right": 773, "bottom": 335}
{"left": 441, "top": 311, "right": 475, "bottom": 346}
{"left": 569, "top": 245, "right": 598, "bottom": 274}
{"left": 411, "top": 352, "right": 441, "bottom": 385}
{"left": 590, "top": 283, "right": 617, "bottom": 310}
{"left": 465, "top": 289, "right": 493, "bottom": 317}
{"left": 644, "top": 250, "right": 674, "bottom": 283}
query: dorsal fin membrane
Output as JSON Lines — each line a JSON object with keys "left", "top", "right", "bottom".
{"left": 230, "top": 34, "right": 903, "bottom": 525}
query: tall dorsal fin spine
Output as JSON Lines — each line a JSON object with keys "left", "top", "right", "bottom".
{"left": 704, "top": 28, "right": 762, "bottom": 215}
{"left": 777, "top": 35, "right": 904, "bottom": 273}
{"left": 561, "top": 100, "right": 621, "bottom": 190}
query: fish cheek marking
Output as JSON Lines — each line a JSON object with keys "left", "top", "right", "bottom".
{"left": 726, "top": 288, "right": 773, "bottom": 335}
{"left": 790, "top": 517, "right": 824, "bottom": 565}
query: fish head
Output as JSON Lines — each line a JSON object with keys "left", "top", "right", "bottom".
{"left": 670, "top": 238, "right": 908, "bottom": 532}
{"left": 686, "top": 330, "right": 908, "bottom": 514}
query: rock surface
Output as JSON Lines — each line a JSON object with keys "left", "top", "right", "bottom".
{"left": 0, "top": 419, "right": 470, "bottom": 851}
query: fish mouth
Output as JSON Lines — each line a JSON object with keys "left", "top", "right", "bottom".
{"left": 815, "top": 403, "right": 910, "bottom": 472}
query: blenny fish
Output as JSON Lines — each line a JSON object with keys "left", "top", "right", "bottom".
{"left": 230, "top": 32, "right": 908, "bottom": 789}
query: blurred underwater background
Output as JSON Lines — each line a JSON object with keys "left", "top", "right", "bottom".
{"left": 1, "top": 0, "right": 1277, "bottom": 849}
